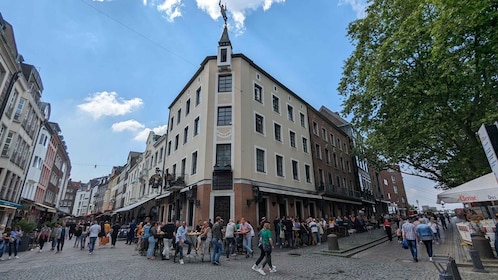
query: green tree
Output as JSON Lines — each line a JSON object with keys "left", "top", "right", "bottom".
{"left": 339, "top": 0, "right": 498, "bottom": 189}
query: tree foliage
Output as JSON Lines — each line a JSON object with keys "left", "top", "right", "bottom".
{"left": 338, "top": 0, "right": 498, "bottom": 189}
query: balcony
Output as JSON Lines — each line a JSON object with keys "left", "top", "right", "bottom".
{"left": 165, "top": 173, "right": 187, "bottom": 191}
{"left": 318, "top": 183, "right": 362, "bottom": 201}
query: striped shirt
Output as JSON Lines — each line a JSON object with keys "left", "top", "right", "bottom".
{"left": 402, "top": 222, "right": 417, "bottom": 240}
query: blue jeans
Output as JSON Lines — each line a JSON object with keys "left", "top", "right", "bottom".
{"left": 51, "top": 237, "right": 58, "bottom": 249}
{"left": 147, "top": 237, "right": 156, "bottom": 258}
{"left": 243, "top": 236, "right": 252, "bottom": 255}
{"left": 406, "top": 239, "right": 418, "bottom": 259}
{"left": 211, "top": 238, "right": 223, "bottom": 263}
{"left": 0, "top": 241, "right": 5, "bottom": 258}
{"left": 89, "top": 237, "right": 98, "bottom": 253}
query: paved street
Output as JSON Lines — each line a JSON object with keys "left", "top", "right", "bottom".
{"left": 1, "top": 226, "right": 497, "bottom": 280}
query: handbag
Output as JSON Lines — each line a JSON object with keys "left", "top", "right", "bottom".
{"left": 263, "top": 244, "right": 272, "bottom": 252}
{"left": 401, "top": 239, "right": 409, "bottom": 249}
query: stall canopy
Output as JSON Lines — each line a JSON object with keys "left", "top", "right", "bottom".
{"left": 437, "top": 172, "right": 498, "bottom": 204}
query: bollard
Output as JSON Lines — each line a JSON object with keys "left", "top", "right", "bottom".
{"left": 327, "top": 234, "right": 339, "bottom": 250}
{"left": 469, "top": 248, "right": 488, "bottom": 273}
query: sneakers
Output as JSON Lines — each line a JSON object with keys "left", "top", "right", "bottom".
{"left": 39, "top": 249, "right": 42, "bottom": 253}
{"left": 257, "top": 268, "right": 266, "bottom": 276}
{"left": 8, "top": 256, "right": 11, "bottom": 260}
{"left": 252, "top": 264, "right": 258, "bottom": 271}
{"left": 88, "top": 252, "right": 92, "bottom": 255}
{"left": 15, "top": 256, "right": 19, "bottom": 259}
{"left": 179, "top": 259, "right": 184, "bottom": 265}
{"left": 429, "top": 257, "right": 433, "bottom": 262}
{"left": 270, "top": 266, "right": 277, "bottom": 273}
{"left": 0, "top": 258, "right": 4, "bottom": 261}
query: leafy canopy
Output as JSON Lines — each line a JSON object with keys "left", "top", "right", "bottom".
{"left": 338, "top": 0, "right": 498, "bottom": 189}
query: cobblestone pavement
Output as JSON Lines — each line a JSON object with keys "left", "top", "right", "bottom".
{"left": 1, "top": 226, "right": 497, "bottom": 280}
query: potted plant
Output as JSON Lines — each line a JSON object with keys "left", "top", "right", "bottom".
{"left": 13, "top": 220, "right": 37, "bottom": 252}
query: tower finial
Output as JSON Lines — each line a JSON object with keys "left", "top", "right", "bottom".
{"left": 219, "top": 1, "right": 228, "bottom": 25}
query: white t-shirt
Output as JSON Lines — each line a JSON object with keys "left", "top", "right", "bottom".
{"left": 309, "top": 221, "right": 318, "bottom": 233}
{"left": 89, "top": 224, "right": 101, "bottom": 238}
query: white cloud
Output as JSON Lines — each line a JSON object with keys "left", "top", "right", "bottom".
{"left": 338, "top": 0, "right": 368, "bottom": 18}
{"left": 111, "top": 120, "right": 145, "bottom": 132}
{"left": 133, "top": 124, "right": 168, "bottom": 141}
{"left": 77, "top": 91, "right": 143, "bottom": 119}
{"left": 196, "top": 0, "right": 286, "bottom": 34}
{"left": 93, "top": 0, "right": 112, "bottom": 2}
{"left": 154, "top": 0, "right": 184, "bottom": 22}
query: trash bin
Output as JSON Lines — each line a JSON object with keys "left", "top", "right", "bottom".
{"left": 432, "top": 255, "right": 462, "bottom": 280}
{"left": 327, "top": 234, "right": 339, "bottom": 250}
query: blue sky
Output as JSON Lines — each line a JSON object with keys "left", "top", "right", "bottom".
{"left": 1, "top": 0, "right": 453, "bottom": 210}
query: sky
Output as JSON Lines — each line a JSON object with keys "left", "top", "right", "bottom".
{"left": 1, "top": 0, "right": 454, "bottom": 210}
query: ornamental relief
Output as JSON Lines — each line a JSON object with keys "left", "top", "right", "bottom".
{"left": 217, "top": 127, "right": 232, "bottom": 138}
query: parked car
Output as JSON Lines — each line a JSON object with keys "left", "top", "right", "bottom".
{"left": 117, "top": 225, "right": 130, "bottom": 240}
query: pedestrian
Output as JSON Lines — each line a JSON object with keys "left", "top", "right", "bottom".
{"left": 88, "top": 220, "right": 101, "bottom": 254}
{"left": 146, "top": 222, "right": 157, "bottom": 260}
{"left": 50, "top": 223, "right": 58, "bottom": 251}
{"left": 126, "top": 220, "right": 136, "bottom": 245}
{"left": 416, "top": 218, "right": 434, "bottom": 261}
{"left": 8, "top": 226, "right": 23, "bottom": 259}
{"left": 161, "top": 219, "right": 176, "bottom": 260}
{"left": 273, "top": 217, "right": 281, "bottom": 246}
{"left": 80, "top": 224, "right": 88, "bottom": 250}
{"left": 239, "top": 217, "right": 254, "bottom": 257}
{"left": 73, "top": 224, "right": 82, "bottom": 248}
{"left": 383, "top": 218, "right": 393, "bottom": 241}
{"left": 0, "top": 224, "right": 7, "bottom": 260}
{"left": 38, "top": 224, "right": 50, "bottom": 252}
{"left": 429, "top": 217, "right": 440, "bottom": 245}
{"left": 251, "top": 222, "right": 277, "bottom": 275}
{"left": 309, "top": 218, "right": 320, "bottom": 245}
{"left": 110, "top": 222, "right": 120, "bottom": 248}
{"left": 401, "top": 217, "right": 418, "bottom": 262}
{"left": 225, "top": 218, "right": 236, "bottom": 258}
{"left": 56, "top": 222, "right": 68, "bottom": 253}
{"left": 211, "top": 216, "right": 224, "bottom": 265}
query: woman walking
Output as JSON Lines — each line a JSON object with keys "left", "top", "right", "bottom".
{"left": 251, "top": 222, "right": 276, "bottom": 275}
{"left": 38, "top": 224, "right": 50, "bottom": 252}
{"left": 383, "top": 218, "right": 393, "bottom": 241}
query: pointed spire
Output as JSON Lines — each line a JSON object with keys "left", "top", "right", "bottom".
{"left": 219, "top": 25, "right": 231, "bottom": 47}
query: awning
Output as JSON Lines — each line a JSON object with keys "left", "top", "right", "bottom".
{"left": 258, "top": 187, "right": 323, "bottom": 200}
{"left": 437, "top": 172, "right": 498, "bottom": 204}
{"left": 0, "top": 199, "right": 24, "bottom": 210}
{"left": 155, "top": 191, "right": 172, "bottom": 200}
{"left": 35, "top": 202, "right": 56, "bottom": 213}
{"left": 114, "top": 196, "right": 156, "bottom": 213}
{"left": 322, "top": 196, "right": 362, "bottom": 205}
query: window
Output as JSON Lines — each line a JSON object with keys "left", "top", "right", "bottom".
{"left": 393, "top": 185, "right": 398, "bottom": 194}
{"left": 14, "top": 98, "right": 25, "bottom": 121}
{"left": 391, "top": 175, "right": 396, "bottom": 183}
{"left": 315, "top": 144, "right": 321, "bottom": 159}
{"left": 302, "top": 137, "right": 308, "bottom": 153}
{"left": 276, "top": 155, "right": 284, "bottom": 177}
{"left": 183, "top": 126, "right": 189, "bottom": 144}
{"left": 274, "top": 123, "right": 282, "bottom": 142}
{"left": 325, "top": 149, "right": 330, "bottom": 164}
{"left": 167, "top": 141, "right": 171, "bottom": 155}
{"left": 174, "top": 134, "right": 179, "bottom": 150}
{"left": 1, "top": 131, "right": 14, "bottom": 157}
{"left": 216, "top": 144, "right": 231, "bottom": 167}
{"left": 254, "top": 84, "right": 263, "bottom": 103}
{"left": 186, "top": 99, "right": 191, "bottom": 115}
{"left": 272, "top": 95, "right": 280, "bottom": 113}
{"left": 220, "top": 48, "right": 227, "bottom": 62}
{"left": 287, "top": 105, "right": 294, "bottom": 121}
{"left": 300, "top": 113, "right": 305, "bottom": 128}
{"left": 194, "top": 117, "right": 200, "bottom": 136}
{"left": 217, "top": 106, "right": 232, "bottom": 126}
{"left": 191, "top": 151, "right": 198, "bottom": 175}
{"left": 177, "top": 109, "right": 181, "bottom": 124}
{"left": 218, "top": 75, "right": 232, "bottom": 92}
{"left": 337, "top": 138, "right": 342, "bottom": 149}
{"left": 321, "top": 128, "right": 327, "bottom": 140}
{"left": 312, "top": 122, "right": 318, "bottom": 135}
{"left": 196, "top": 87, "right": 201, "bottom": 105}
{"left": 255, "top": 114, "right": 264, "bottom": 134}
{"left": 305, "top": 165, "right": 311, "bottom": 183}
{"left": 170, "top": 116, "right": 174, "bottom": 131}
{"left": 333, "top": 153, "right": 338, "bottom": 168}
{"left": 289, "top": 131, "right": 296, "bottom": 148}
{"left": 291, "top": 160, "right": 299, "bottom": 180}
{"left": 256, "top": 148, "right": 265, "bottom": 172}
{"left": 330, "top": 134, "right": 335, "bottom": 146}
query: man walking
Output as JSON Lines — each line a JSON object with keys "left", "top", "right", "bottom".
{"left": 211, "top": 216, "right": 224, "bottom": 265}
{"left": 88, "top": 220, "right": 101, "bottom": 255}
{"left": 174, "top": 221, "right": 191, "bottom": 264}
{"left": 239, "top": 217, "right": 254, "bottom": 257}
{"left": 162, "top": 219, "right": 176, "bottom": 260}
{"left": 402, "top": 217, "right": 418, "bottom": 262}
{"left": 225, "top": 218, "right": 236, "bottom": 258}
{"left": 126, "top": 220, "right": 136, "bottom": 245}
{"left": 56, "top": 222, "right": 68, "bottom": 253}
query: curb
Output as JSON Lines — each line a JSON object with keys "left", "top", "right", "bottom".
{"left": 315, "top": 236, "right": 389, "bottom": 258}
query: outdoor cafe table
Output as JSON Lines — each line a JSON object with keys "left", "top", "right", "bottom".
{"left": 187, "top": 231, "right": 201, "bottom": 249}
